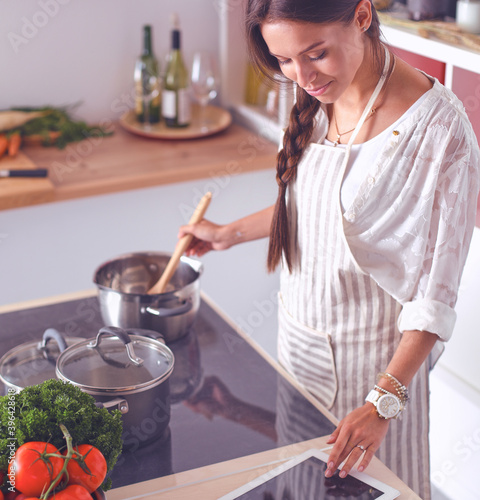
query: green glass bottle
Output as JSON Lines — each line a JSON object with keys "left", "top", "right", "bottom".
{"left": 162, "top": 13, "right": 191, "bottom": 128}
{"left": 134, "top": 25, "right": 161, "bottom": 123}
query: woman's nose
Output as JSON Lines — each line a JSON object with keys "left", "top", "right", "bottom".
{"left": 294, "top": 61, "right": 316, "bottom": 88}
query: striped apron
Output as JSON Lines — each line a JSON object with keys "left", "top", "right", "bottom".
{"left": 278, "top": 54, "right": 431, "bottom": 499}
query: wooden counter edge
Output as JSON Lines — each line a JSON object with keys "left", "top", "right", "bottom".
{"left": 0, "top": 288, "right": 97, "bottom": 315}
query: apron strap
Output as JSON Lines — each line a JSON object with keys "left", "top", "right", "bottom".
{"left": 347, "top": 48, "right": 391, "bottom": 147}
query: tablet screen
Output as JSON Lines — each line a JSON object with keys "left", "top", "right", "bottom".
{"left": 219, "top": 450, "right": 400, "bottom": 500}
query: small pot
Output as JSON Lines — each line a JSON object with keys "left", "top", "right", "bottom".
{"left": 55, "top": 326, "right": 175, "bottom": 449}
{"left": 0, "top": 329, "right": 83, "bottom": 394}
{"left": 93, "top": 252, "right": 203, "bottom": 343}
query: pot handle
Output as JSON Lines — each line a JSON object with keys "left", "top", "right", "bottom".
{"left": 95, "top": 398, "right": 129, "bottom": 414}
{"left": 145, "top": 298, "right": 193, "bottom": 318}
{"left": 39, "top": 328, "right": 68, "bottom": 352}
{"left": 88, "top": 326, "right": 144, "bottom": 367}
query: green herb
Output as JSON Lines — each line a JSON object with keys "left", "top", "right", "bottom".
{"left": 10, "top": 105, "right": 113, "bottom": 149}
{"left": 0, "top": 379, "right": 123, "bottom": 491}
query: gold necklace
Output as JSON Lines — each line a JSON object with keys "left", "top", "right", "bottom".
{"left": 332, "top": 107, "right": 376, "bottom": 147}
{"left": 331, "top": 54, "right": 396, "bottom": 147}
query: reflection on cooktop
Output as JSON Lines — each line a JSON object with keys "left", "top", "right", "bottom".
{"left": 0, "top": 297, "right": 336, "bottom": 489}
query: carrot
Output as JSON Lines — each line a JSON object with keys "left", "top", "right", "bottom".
{"left": 0, "top": 134, "right": 8, "bottom": 159}
{"left": 8, "top": 132, "right": 21, "bottom": 157}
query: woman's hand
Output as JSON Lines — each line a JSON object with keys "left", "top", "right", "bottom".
{"left": 178, "top": 206, "right": 275, "bottom": 257}
{"left": 178, "top": 219, "right": 231, "bottom": 257}
{"left": 325, "top": 403, "right": 390, "bottom": 479}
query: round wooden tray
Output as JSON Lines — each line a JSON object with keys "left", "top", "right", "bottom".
{"left": 119, "top": 104, "right": 232, "bottom": 140}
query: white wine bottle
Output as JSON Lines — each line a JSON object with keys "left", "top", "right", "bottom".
{"left": 162, "top": 13, "right": 191, "bottom": 128}
{"left": 134, "top": 25, "right": 161, "bottom": 123}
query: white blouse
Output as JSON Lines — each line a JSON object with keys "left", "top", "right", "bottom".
{"left": 309, "top": 78, "right": 480, "bottom": 342}
{"left": 324, "top": 91, "right": 428, "bottom": 210}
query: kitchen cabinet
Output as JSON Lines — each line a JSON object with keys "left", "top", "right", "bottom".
{"left": 0, "top": 290, "right": 420, "bottom": 499}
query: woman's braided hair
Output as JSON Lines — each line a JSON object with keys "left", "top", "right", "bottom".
{"left": 245, "top": 0, "right": 383, "bottom": 272}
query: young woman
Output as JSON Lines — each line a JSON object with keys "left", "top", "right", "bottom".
{"left": 179, "top": 1, "right": 480, "bottom": 497}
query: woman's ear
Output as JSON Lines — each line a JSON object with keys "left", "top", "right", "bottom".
{"left": 355, "top": 0, "right": 373, "bottom": 31}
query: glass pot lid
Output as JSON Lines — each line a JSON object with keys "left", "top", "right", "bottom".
{"left": 0, "top": 329, "right": 83, "bottom": 391}
{"left": 55, "top": 326, "right": 175, "bottom": 393}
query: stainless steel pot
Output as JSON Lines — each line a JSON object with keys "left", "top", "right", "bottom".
{"left": 93, "top": 252, "right": 203, "bottom": 343}
{"left": 0, "top": 329, "right": 83, "bottom": 394}
{"left": 55, "top": 326, "right": 175, "bottom": 450}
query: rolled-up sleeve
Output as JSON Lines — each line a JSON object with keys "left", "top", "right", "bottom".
{"left": 397, "top": 299, "right": 456, "bottom": 341}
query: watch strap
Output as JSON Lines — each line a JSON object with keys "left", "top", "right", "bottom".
{"left": 365, "top": 389, "right": 380, "bottom": 404}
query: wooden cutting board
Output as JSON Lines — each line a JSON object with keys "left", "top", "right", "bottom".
{"left": 0, "top": 152, "right": 55, "bottom": 210}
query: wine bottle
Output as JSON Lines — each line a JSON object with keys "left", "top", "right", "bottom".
{"left": 162, "top": 13, "right": 191, "bottom": 128}
{"left": 134, "top": 25, "right": 161, "bottom": 123}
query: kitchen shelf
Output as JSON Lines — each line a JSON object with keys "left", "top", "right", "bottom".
{"left": 219, "top": 0, "right": 293, "bottom": 144}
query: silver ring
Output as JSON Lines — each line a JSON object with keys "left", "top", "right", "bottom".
{"left": 356, "top": 445, "right": 365, "bottom": 451}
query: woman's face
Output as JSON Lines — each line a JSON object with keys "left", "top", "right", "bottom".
{"left": 260, "top": 19, "right": 367, "bottom": 104}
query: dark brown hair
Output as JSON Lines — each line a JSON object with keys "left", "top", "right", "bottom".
{"left": 245, "top": 0, "right": 383, "bottom": 272}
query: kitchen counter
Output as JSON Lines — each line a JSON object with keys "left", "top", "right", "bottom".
{"left": 0, "top": 118, "right": 278, "bottom": 211}
{"left": 0, "top": 290, "right": 420, "bottom": 499}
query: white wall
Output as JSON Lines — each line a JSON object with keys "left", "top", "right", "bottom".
{"left": 0, "top": 0, "right": 221, "bottom": 123}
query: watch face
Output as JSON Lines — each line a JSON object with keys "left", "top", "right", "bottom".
{"left": 377, "top": 394, "right": 400, "bottom": 418}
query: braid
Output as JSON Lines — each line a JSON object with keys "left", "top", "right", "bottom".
{"left": 267, "top": 86, "right": 321, "bottom": 272}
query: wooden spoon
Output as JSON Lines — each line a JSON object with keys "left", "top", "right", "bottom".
{"left": 147, "top": 192, "right": 212, "bottom": 295}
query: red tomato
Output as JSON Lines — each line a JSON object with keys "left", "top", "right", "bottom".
{"left": 8, "top": 442, "right": 63, "bottom": 497}
{"left": 0, "top": 490, "right": 4, "bottom": 500}
{"left": 66, "top": 445, "right": 107, "bottom": 493}
{"left": 50, "top": 485, "right": 91, "bottom": 500}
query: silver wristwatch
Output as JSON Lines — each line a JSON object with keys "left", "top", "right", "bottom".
{"left": 365, "top": 389, "right": 403, "bottom": 419}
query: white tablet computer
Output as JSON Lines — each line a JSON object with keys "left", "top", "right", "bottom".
{"left": 218, "top": 449, "right": 400, "bottom": 500}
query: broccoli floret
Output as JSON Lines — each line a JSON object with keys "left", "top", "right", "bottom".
{"left": 0, "top": 379, "right": 123, "bottom": 491}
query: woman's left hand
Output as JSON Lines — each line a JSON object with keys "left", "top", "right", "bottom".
{"left": 325, "top": 403, "right": 390, "bottom": 478}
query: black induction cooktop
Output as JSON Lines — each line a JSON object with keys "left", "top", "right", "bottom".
{"left": 0, "top": 295, "right": 335, "bottom": 490}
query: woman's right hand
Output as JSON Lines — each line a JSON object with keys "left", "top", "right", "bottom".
{"left": 178, "top": 206, "right": 274, "bottom": 257}
{"left": 178, "top": 219, "right": 231, "bottom": 257}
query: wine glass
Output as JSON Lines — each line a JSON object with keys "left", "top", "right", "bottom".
{"left": 191, "top": 51, "right": 219, "bottom": 132}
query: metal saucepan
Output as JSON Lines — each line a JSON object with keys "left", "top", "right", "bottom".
{"left": 0, "top": 328, "right": 83, "bottom": 394}
{"left": 55, "top": 326, "right": 175, "bottom": 449}
{"left": 93, "top": 252, "right": 203, "bottom": 343}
